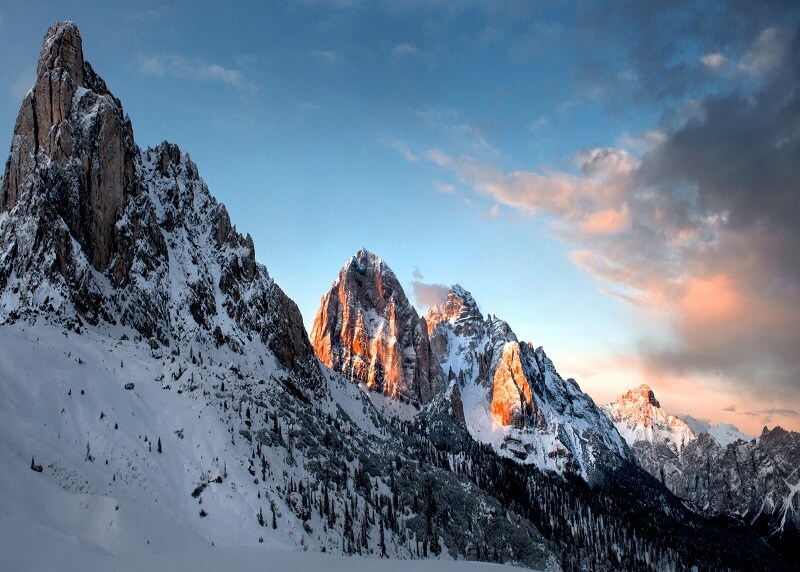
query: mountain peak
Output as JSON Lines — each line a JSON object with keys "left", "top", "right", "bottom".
{"left": 425, "top": 283, "right": 482, "bottom": 335}
{"left": 342, "top": 248, "right": 390, "bottom": 278}
{"left": 604, "top": 385, "right": 694, "bottom": 452}
{"left": 38, "top": 21, "right": 85, "bottom": 86}
{"left": 311, "top": 251, "right": 439, "bottom": 404}
{"left": 624, "top": 384, "right": 661, "bottom": 408}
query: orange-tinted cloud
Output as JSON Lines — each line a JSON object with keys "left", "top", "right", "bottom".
{"left": 679, "top": 274, "right": 743, "bottom": 325}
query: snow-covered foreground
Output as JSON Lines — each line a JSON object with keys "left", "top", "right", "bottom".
{"left": 0, "top": 321, "right": 545, "bottom": 570}
{"left": 0, "top": 511, "right": 531, "bottom": 572}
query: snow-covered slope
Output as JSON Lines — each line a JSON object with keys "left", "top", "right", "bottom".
{"left": 0, "top": 320, "right": 561, "bottom": 568}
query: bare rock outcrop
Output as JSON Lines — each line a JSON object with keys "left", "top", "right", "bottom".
{"left": 2, "top": 22, "right": 148, "bottom": 282}
{"left": 0, "top": 21, "right": 322, "bottom": 392}
{"left": 311, "top": 249, "right": 440, "bottom": 404}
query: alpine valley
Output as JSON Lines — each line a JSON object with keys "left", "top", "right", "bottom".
{"left": 1, "top": 22, "right": 797, "bottom": 572}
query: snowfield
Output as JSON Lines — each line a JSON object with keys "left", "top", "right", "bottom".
{"left": 0, "top": 511, "right": 531, "bottom": 572}
{"left": 0, "top": 322, "right": 544, "bottom": 571}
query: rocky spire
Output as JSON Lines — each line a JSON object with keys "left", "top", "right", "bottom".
{"left": 1, "top": 21, "right": 142, "bottom": 282}
{"left": 311, "top": 249, "right": 440, "bottom": 405}
{"left": 0, "top": 23, "right": 324, "bottom": 391}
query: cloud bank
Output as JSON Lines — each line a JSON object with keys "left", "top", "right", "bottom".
{"left": 421, "top": 23, "right": 800, "bottom": 417}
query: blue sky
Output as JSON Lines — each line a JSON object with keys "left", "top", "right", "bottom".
{"left": 2, "top": 1, "right": 799, "bottom": 433}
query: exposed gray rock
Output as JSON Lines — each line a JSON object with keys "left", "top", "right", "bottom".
{"left": 0, "top": 21, "right": 322, "bottom": 392}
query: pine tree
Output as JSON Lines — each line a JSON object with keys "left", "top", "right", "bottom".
{"left": 257, "top": 506, "right": 265, "bottom": 526}
{"left": 379, "top": 518, "right": 386, "bottom": 557}
{"left": 157, "top": 437, "right": 162, "bottom": 454}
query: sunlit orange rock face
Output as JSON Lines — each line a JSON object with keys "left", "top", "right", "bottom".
{"left": 490, "top": 342, "right": 537, "bottom": 428}
{"left": 310, "top": 249, "right": 440, "bottom": 405}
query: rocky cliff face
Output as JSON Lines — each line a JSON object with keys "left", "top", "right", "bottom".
{"left": 313, "top": 261, "right": 632, "bottom": 481}
{"left": 0, "top": 21, "right": 321, "bottom": 390}
{"left": 604, "top": 386, "right": 800, "bottom": 539}
{"left": 310, "top": 249, "right": 439, "bottom": 404}
{"left": 425, "top": 286, "right": 632, "bottom": 481}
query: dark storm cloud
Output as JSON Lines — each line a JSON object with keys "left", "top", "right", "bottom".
{"left": 634, "top": 26, "right": 800, "bottom": 401}
{"left": 637, "top": 30, "right": 800, "bottom": 237}
{"left": 578, "top": 0, "right": 800, "bottom": 103}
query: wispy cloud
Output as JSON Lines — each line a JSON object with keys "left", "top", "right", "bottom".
{"left": 700, "top": 53, "right": 727, "bottom": 71}
{"left": 433, "top": 181, "right": 456, "bottom": 194}
{"left": 295, "top": 101, "right": 320, "bottom": 111}
{"left": 529, "top": 115, "right": 549, "bottom": 131}
{"left": 123, "top": 5, "right": 171, "bottom": 23}
{"left": 388, "top": 140, "right": 418, "bottom": 162}
{"left": 10, "top": 70, "right": 36, "bottom": 101}
{"left": 410, "top": 270, "right": 450, "bottom": 310}
{"left": 310, "top": 50, "right": 340, "bottom": 64}
{"left": 412, "top": 105, "right": 459, "bottom": 126}
{"left": 738, "top": 27, "right": 786, "bottom": 75}
{"left": 743, "top": 408, "right": 800, "bottom": 418}
{"left": 391, "top": 43, "right": 418, "bottom": 58}
{"left": 139, "top": 55, "right": 253, "bottom": 92}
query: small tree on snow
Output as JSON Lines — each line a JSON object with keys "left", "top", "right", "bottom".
{"left": 257, "top": 506, "right": 265, "bottom": 526}
{"left": 157, "top": 437, "right": 162, "bottom": 454}
{"left": 30, "top": 456, "right": 43, "bottom": 472}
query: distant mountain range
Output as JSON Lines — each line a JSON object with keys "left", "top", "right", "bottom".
{"left": 0, "top": 21, "right": 797, "bottom": 571}
{"left": 604, "top": 384, "right": 799, "bottom": 552}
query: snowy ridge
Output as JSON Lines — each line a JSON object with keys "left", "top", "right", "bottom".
{"left": 603, "top": 385, "right": 800, "bottom": 541}
{"left": 679, "top": 415, "right": 749, "bottom": 447}
{"left": 422, "top": 282, "right": 634, "bottom": 481}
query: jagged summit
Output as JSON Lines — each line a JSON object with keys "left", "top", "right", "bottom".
{"left": 310, "top": 249, "right": 439, "bottom": 404}
{"left": 38, "top": 22, "right": 84, "bottom": 83}
{"left": 348, "top": 247, "right": 383, "bottom": 268}
{"left": 603, "top": 385, "right": 694, "bottom": 452}
{"left": 626, "top": 384, "right": 661, "bottom": 408}
{"left": 0, "top": 22, "right": 322, "bottom": 390}
{"left": 312, "top": 251, "right": 632, "bottom": 481}
{"left": 425, "top": 284, "right": 482, "bottom": 335}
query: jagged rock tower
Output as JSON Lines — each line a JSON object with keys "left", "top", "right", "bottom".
{"left": 0, "top": 22, "right": 322, "bottom": 390}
